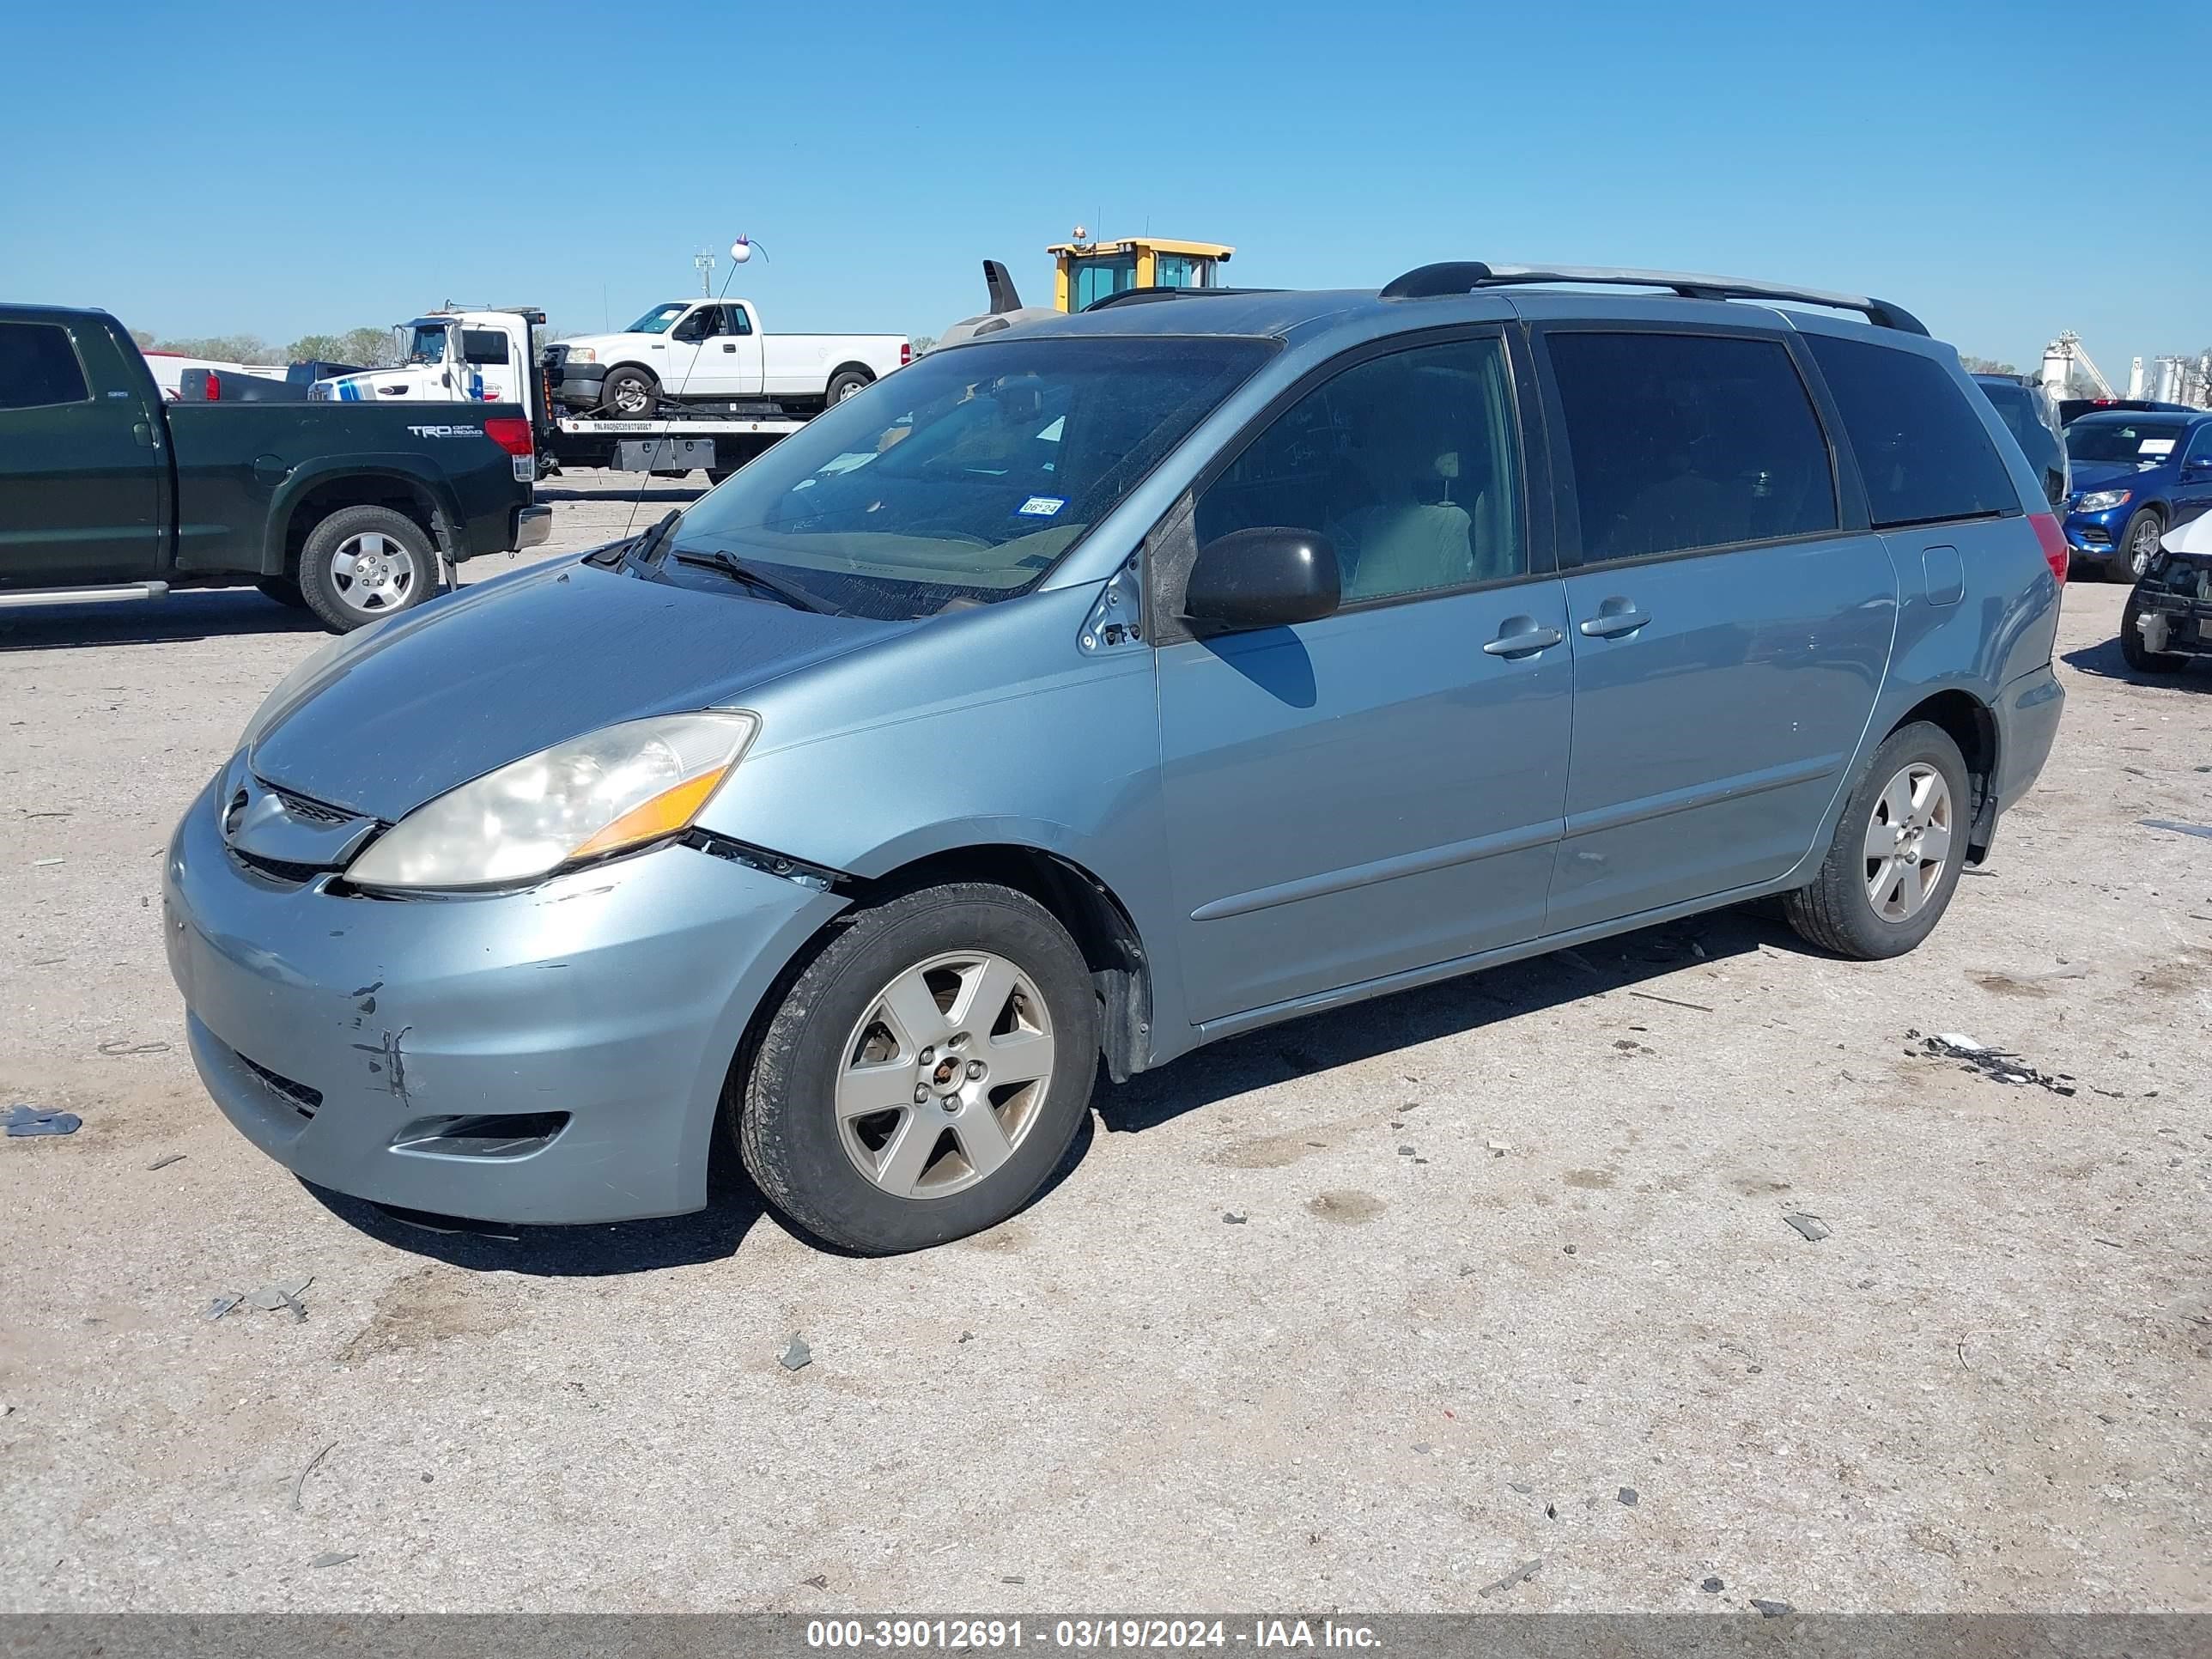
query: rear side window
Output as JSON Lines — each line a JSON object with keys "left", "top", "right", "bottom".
{"left": 1806, "top": 335, "right": 2019, "bottom": 527}
{"left": 0, "top": 322, "right": 92, "bottom": 410}
{"left": 1546, "top": 331, "right": 1837, "bottom": 563}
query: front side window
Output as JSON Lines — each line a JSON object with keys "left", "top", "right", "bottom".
{"left": 0, "top": 323, "right": 91, "bottom": 410}
{"left": 662, "top": 334, "right": 1273, "bottom": 619}
{"left": 627, "top": 304, "right": 688, "bottom": 335}
{"left": 403, "top": 325, "right": 450, "bottom": 366}
{"left": 2065, "top": 419, "right": 2188, "bottom": 466}
{"left": 1548, "top": 331, "right": 1838, "bottom": 562}
{"left": 1194, "top": 337, "right": 1526, "bottom": 602}
{"left": 1805, "top": 334, "right": 2017, "bottom": 528}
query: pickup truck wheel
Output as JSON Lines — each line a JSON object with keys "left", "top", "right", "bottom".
{"left": 255, "top": 575, "right": 308, "bottom": 611}
{"left": 825, "top": 368, "right": 872, "bottom": 405}
{"left": 602, "top": 367, "right": 658, "bottom": 417}
{"left": 297, "top": 506, "right": 435, "bottom": 633}
{"left": 734, "top": 881, "right": 1098, "bottom": 1255}
{"left": 2119, "top": 586, "right": 2188, "bottom": 674}
{"left": 1784, "top": 721, "right": 1970, "bottom": 961}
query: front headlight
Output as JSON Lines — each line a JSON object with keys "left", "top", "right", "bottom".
{"left": 2076, "top": 488, "right": 2130, "bottom": 513}
{"left": 566, "top": 346, "right": 599, "bottom": 364}
{"left": 344, "top": 711, "right": 757, "bottom": 890}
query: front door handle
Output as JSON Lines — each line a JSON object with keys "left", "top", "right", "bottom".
{"left": 723, "top": 343, "right": 738, "bottom": 352}
{"left": 1579, "top": 601, "right": 1650, "bottom": 639}
{"left": 1483, "top": 622, "right": 1565, "bottom": 658}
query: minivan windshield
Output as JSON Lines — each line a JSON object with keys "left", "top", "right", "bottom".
{"left": 627, "top": 304, "right": 688, "bottom": 335}
{"left": 659, "top": 334, "right": 1273, "bottom": 619}
{"left": 2067, "top": 419, "right": 2187, "bottom": 465}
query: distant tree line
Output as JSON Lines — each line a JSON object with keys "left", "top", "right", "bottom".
{"left": 127, "top": 325, "right": 403, "bottom": 368}
{"left": 1958, "top": 355, "right": 2020, "bottom": 375}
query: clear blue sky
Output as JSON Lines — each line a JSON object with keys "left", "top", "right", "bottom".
{"left": 4, "top": 0, "right": 2203, "bottom": 378}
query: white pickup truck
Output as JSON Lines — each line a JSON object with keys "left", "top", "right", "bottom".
{"left": 545, "top": 299, "right": 910, "bottom": 419}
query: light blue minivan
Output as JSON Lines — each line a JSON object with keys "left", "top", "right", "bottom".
{"left": 165, "top": 262, "right": 2068, "bottom": 1253}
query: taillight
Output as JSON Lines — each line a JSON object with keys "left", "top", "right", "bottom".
{"left": 2029, "top": 512, "right": 2069, "bottom": 586}
{"left": 901, "top": 340, "right": 913, "bottom": 368}
{"left": 483, "top": 416, "right": 533, "bottom": 456}
{"left": 204, "top": 371, "right": 220, "bottom": 402}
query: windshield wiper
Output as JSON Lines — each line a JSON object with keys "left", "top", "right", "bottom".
{"left": 672, "top": 549, "right": 844, "bottom": 615}
{"left": 586, "top": 508, "right": 680, "bottom": 569}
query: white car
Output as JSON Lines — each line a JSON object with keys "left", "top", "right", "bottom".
{"left": 547, "top": 299, "right": 910, "bottom": 418}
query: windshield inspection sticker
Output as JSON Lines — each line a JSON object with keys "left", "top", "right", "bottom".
{"left": 2140, "top": 439, "right": 2176, "bottom": 456}
{"left": 1017, "top": 495, "right": 1066, "bottom": 518}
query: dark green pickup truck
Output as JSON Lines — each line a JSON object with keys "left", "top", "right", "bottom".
{"left": 0, "top": 303, "right": 549, "bottom": 632}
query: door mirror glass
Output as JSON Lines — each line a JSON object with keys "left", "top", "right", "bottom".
{"left": 1183, "top": 527, "right": 1340, "bottom": 630}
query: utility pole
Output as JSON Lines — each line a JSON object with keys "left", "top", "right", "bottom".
{"left": 695, "top": 248, "right": 714, "bottom": 295}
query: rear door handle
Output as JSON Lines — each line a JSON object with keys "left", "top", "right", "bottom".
{"left": 1579, "top": 603, "right": 1650, "bottom": 638}
{"left": 1483, "top": 623, "right": 1565, "bottom": 658}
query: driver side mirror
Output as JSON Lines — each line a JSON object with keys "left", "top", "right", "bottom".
{"left": 1183, "top": 527, "right": 1340, "bottom": 631}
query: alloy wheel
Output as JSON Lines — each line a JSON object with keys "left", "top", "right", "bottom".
{"left": 1863, "top": 762, "right": 1953, "bottom": 922}
{"left": 329, "top": 532, "right": 418, "bottom": 616}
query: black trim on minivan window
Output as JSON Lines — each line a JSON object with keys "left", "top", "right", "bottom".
{"left": 1147, "top": 324, "right": 1551, "bottom": 641}
{"left": 1526, "top": 319, "right": 1852, "bottom": 574}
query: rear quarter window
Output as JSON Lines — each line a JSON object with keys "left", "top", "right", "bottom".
{"left": 1808, "top": 335, "right": 2019, "bottom": 528}
{"left": 0, "top": 322, "right": 93, "bottom": 410}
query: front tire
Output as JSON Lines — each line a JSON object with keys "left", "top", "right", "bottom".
{"left": 2120, "top": 586, "right": 2188, "bottom": 674}
{"left": 2118, "top": 507, "right": 2165, "bottom": 580}
{"left": 296, "top": 506, "right": 437, "bottom": 633}
{"left": 1784, "top": 721, "right": 1971, "bottom": 960}
{"left": 736, "top": 882, "right": 1099, "bottom": 1255}
{"left": 601, "top": 365, "right": 658, "bottom": 417}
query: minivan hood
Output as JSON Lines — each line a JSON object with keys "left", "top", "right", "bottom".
{"left": 249, "top": 559, "right": 902, "bottom": 819}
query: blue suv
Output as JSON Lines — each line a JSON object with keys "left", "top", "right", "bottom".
{"left": 2063, "top": 409, "right": 2212, "bottom": 579}
{"left": 165, "top": 261, "right": 2068, "bottom": 1253}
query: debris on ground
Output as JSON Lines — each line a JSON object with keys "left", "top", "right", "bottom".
{"left": 1412, "top": 1443, "right": 1432, "bottom": 1455}
{"left": 32, "top": 858, "right": 63, "bottom": 868}
{"left": 1223, "top": 1212, "right": 1248, "bottom": 1224}
{"left": 203, "top": 1294, "right": 241, "bottom": 1321}
{"left": 292, "top": 1441, "right": 337, "bottom": 1512}
{"left": 95, "top": 1039, "right": 170, "bottom": 1056}
{"left": 1509, "top": 1481, "right": 1533, "bottom": 1493}
{"left": 1628, "top": 989, "right": 1714, "bottom": 1013}
{"left": 1477, "top": 1559, "right": 1543, "bottom": 1599}
{"left": 957, "top": 1331, "right": 975, "bottom": 1344}
{"left": 1000, "top": 1576, "right": 1025, "bottom": 1585}
{"left": 780, "top": 1334, "right": 812, "bottom": 1371}
{"left": 309, "top": 1553, "right": 357, "bottom": 1570}
{"left": 1784, "top": 1213, "right": 1832, "bottom": 1243}
{"left": 801, "top": 1574, "right": 829, "bottom": 1589}
{"left": 1912, "top": 1031, "right": 2077, "bottom": 1095}
{"left": 147, "top": 1153, "right": 185, "bottom": 1171}
{"left": 1618, "top": 1486, "right": 1638, "bottom": 1506}
{"left": 1396, "top": 1145, "right": 1414, "bottom": 1157}
{"left": 4, "top": 1105, "right": 82, "bottom": 1138}
{"left": 1751, "top": 1599, "right": 1793, "bottom": 1618}
{"left": 1702, "top": 1576, "right": 1725, "bottom": 1593}
{"left": 2141, "top": 819, "right": 2212, "bottom": 841}
{"left": 1563, "top": 1243, "right": 1578, "bottom": 1255}
{"left": 1486, "top": 1140, "right": 1513, "bottom": 1158}
{"left": 244, "top": 1280, "right": 312, "bottom": 1321}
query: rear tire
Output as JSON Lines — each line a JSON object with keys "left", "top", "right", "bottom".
{"left": 1784, "top": 721, "right": 1971, "bottom": 961}
{"left": 296, "top": 506, "right": 437, "bottom": 634}
{"left": 2120, "top": 586, "right": 2188, "bottom": 674}
{"left": 825, "top": 368, "right": 872, "bottom": 405}
{"left": 601, "top": 366, "right": 658, "bottom": 417}
{"left": 2118, "top": 507, "right": 2165, "bottom": 580}
{"left": 735, "top": 882, "right": 1098, "bottom": 1255}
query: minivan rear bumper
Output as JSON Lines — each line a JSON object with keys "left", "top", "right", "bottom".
{"left": 163, "top": 766, "right": 846, "bottom": 1224}
{"left": 1992, "top": 664, "right": 2064, "bottom": 818}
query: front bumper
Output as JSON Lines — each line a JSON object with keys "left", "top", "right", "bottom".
{"left": 2063, "top": 505, "right": 2128, "bottom": 562}
{"left": 550, "top": 366, "right": 607, "bottom": 411}
{"left": 162, "top": 764, "right": 846, "bottom": 1224}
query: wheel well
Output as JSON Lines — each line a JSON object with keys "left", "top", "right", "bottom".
{"left": 282, "top": 478, "right": 443, "bottom": 575}
{"left": 1888, "top": 690, "right": 1997, "bottom": 859}
{"left": 828, "top": 362, "right": 875, "bottom": 388}
{"left": 606, "top": 361, "right": 659, "bottom": 383}
{"left": 845, "top": 845, "right": 1151, "bottom": 1082}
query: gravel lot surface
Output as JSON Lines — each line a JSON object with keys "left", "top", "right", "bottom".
{"left": 3, "top": 476, "right": 2206, "bottom": 1613}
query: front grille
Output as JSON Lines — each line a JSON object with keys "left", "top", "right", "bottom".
{"left": 229, "top": 848, "right": 325, "bottom": 884}
{"left": 238, "top": 1054, "right": 323, "bottom": 1118}
{"left": 269, "top": 787, "right": 351, "bottom": 826}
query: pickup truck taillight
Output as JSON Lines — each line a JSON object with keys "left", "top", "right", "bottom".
{"left": 901, "top": 341, "right": 913, "bottom": 368}
{"left": 483, "top": 416, "right": 533, "bottom": 457}
{"left": 204, "top": 371, "right": 220, "bottom": 401}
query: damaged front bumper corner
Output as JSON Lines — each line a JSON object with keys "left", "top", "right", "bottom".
{"left": 161, "top": 767, "right": 847, "bottom": 1224}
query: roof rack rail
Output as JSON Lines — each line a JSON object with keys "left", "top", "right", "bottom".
{"left": 1082, "top": 286, "right": 1280, "bottom": 312}
{"left": 1377, "top": 262, "right": 1929, "bottom": 337}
